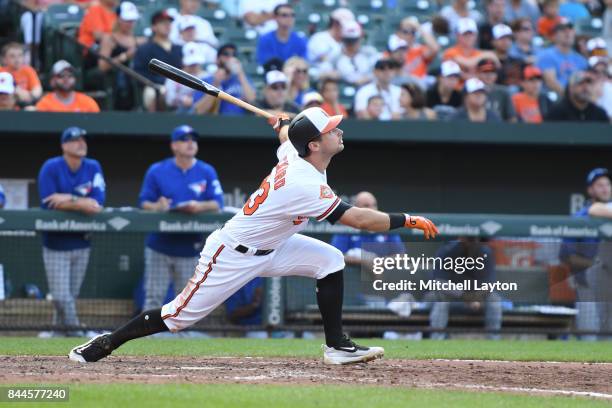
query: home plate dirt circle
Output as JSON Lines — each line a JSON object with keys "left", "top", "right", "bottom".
{"left": 1, "top": 356, "right": 611, "bottom": 399}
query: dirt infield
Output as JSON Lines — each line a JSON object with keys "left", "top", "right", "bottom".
{"left": 1, "top": 355, "right": 611, "bottom": 398}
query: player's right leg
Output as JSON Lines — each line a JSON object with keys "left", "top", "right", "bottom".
{"left": 263, "top": 234, "right": 384, "bottom": 365}
{"left": 69, "top": 230, "right": 266, "bottom": 363}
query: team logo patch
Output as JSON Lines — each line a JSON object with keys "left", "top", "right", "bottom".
{"left": 74, "top": 181, "right": 92, "bottom": 196}
{"left": 320, "top": 185, "right": 334, "bottom": 199}
{"left": 189, "top": 180, "right": 207, "bottom": 195}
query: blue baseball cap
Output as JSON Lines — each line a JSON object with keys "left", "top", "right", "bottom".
{"left": 171, "top": 125, "right": 198, "bottom": 142}
{"left": 61, "top": 126, "right": 87, "bottom": 143}
{"left": 586, "top": 168, "right": 610, "bottom": 186}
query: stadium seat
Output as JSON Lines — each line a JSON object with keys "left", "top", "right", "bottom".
{"left": 44, "top": 3, "right": 84, "bottom": 30}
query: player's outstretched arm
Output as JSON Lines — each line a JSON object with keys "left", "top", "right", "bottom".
{"left": 268, "top": 113, "right": 291, "bottom": 144}
{"left": 338, "top": 207, "right": 439, "bottom": 239}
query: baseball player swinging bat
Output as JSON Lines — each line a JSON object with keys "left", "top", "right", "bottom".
{"left": 69, "top": 62, "right": 440, "bottom": 366}
{"left": 148, "top": 58, "right": 273, "bottom": 119}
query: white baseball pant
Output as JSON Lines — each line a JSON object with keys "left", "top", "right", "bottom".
{"left": 161, "top": 229, "right": 345, "bottom": 331}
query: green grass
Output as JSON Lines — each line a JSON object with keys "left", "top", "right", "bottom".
{"left": 3, "top": 384, "right": 610, "bottom": 408}
{"left": 1, "top": 337, "right": 612, "bottom": 362}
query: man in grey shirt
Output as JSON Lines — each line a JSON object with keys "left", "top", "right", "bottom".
{"left": 476, "top": 58, "right": 517, "bottom": 121}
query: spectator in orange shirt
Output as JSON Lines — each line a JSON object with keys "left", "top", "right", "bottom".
{"left": 78, "top": 0, "right": 118, "bottom": 49}
{"left": 390, "top": 17, "right": 440, "bottom": 79}
{"left": 443, "top": 18, "right": 498, "bottom": 75}
{"left": 319, "top": 77, "right": 349, "bottom": 118}
{"left": 537, "top": 0, "right": 562, "bottom": 40}
{"left": 512, "top": 65, "right": 552, "bottom": 123}
{"left": 0, "top": 42, "right": 42, "bottom": 105}
{"left": 35, "top": 60, "right": 100, "bottom": 113}
{"left": 0, "top": 72, "right": 18, "bottom": 111}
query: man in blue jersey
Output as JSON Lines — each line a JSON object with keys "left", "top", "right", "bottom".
{"left": 330, "top": 192, "right": 405, "bottom": 267}
{"left": 139, "top": 125, "right": 224, "bottom": 310}
{"left": 38, "top": 126, "right": 105, "bottom": 334}
{"left": 560, "top": 167, "right": 611, "bottom": 340}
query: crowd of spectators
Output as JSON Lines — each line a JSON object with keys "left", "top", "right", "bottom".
{"left": 0, "top": 0, "right": 610, "bottom": 122}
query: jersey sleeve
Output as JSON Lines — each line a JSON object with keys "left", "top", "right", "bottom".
{"left": 289, "top": 183, "right": 342, "bottom": 222}
{"left": 38, "top": 160, "right": 57, "bottom": 208}
{"left": 89, "top": 161, "right": 106, "bottom": 206}
{"left": 203, "top": 165, "right": 224, "bottom": 209}
{"left": 138, "top": 165, "right": 161, "bottom": 207}
{"left": 276, "top": 140, "right": 298, "bottom": 161}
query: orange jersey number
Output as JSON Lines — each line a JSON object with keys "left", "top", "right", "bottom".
{"left": 243, "top": 177, "right": 271, "bottom": 216}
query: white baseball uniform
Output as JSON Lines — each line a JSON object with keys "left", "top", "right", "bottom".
{"left": 161, "top": 141, "right": 345, "bottom": 331}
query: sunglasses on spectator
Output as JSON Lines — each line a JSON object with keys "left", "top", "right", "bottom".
{"left": 519, "top": 26, "right": 532, "bottom": 31}
{"left": 270, "top": 83, "right": 286, "bottom": 90}
{"left": 220, "top": 51, "right": 236, "bottom": 57}
{"left": 277, "top": 12, "right": 295, "bottom": 17}
{"left": 401, "top": 29, "right": 416, "bottom": 35}
{"left": 56, "top": 72, "right": 75, "bottom": 78}
{"left": 294, "top": 68, "right": 308, "bottom": 74}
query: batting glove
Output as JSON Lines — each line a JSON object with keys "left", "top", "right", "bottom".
{"left": 268, "top": 113, "right": 291, "bottom": 133}
{"left": 405, "top": 215, "right": 439, "bottom": 240}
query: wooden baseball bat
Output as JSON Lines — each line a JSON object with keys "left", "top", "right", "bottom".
{"left": 148, "top": 58, "right": 273, "bottom": 119}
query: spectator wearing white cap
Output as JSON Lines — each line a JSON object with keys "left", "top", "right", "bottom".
{"left": 354, "top": 59, "right": 402, "bottom": 120}
{"left": 307, "top": 8, "right": 355, "bottom": 76}
{"left": 586, "top": 38, "right": 608, "bottom": 58}
{"left": 334, "top": 20, "right": 380, "bottom": 86}
{"left": 170, "top": 0, "right": 219, "bottom": 48}
{"left": 426, "top": 61, "right": 464, "bottom": 119}
{"left": 165, "top": 42, "right": 207, "bottom": 113}
{"left": 194, "top": 44, "right": 256, "bottom": 116}
{"left": 256, "top": 70, "right": 300, "bottom": 115}
{"left": 440, "top": 0, "right": 483, "bottom": 34}
{"left": 491, "top": 24, "right": 523, "bottom": 87}
{"left": 0, "top": 72, "right": 17, "bottom": 111}
{"left": 442, "top": 18, "right": 499, "bottom": 75}
{"left": 478, "top": 0, "right": 507, "bottom": 50}
{"left": 35, "top": 60, "right": 100, "bottom": 113}
{"left": 97, "top": 1, "right": 143, "bottom": 110}
{"left": 588, "top": 57, "right": 612, "bottom": 118}
{"left": 302, "top": 91, "right": 324, "bottom": 109}
{"left": 239, "top": 0, "right": 286, "bottom": 34}
{"left": 178, "top": 16, "right": 218, "bottom": 64}
{"left": 450, "top": 78, "right": 502, "bottom": 122}
{"left": 389, "top": 17, "right": 440, "bottom": 80}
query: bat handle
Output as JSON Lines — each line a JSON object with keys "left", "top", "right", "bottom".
{"left": 217, "top": 91, "right": 274, "bottom": 119}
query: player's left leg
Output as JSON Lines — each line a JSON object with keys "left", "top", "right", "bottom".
{"left": 262, "top": 234, "right": 384, "bottom": 365}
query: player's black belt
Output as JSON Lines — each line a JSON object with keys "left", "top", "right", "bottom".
{"left": 234, "top": 245, "right": 274, "bottom": 256}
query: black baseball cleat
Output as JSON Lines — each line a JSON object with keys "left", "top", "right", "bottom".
{"left": 322, "top": 334, "right": 384, "bottom": 365}
{"left": 69, "top": 333, "right": 113, "bottom": 363}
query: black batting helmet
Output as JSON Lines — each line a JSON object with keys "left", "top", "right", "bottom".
{"left": 288, "top": 107, "right": 343, "bottom": 157}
